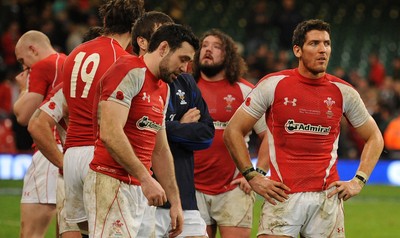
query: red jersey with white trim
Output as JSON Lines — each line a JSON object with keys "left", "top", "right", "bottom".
{"left": 90, "top": 55, "right": 169, "bottom": 185}
{"left": 28, "top": 53, "right": 66, "bottom": 147}
{"left": 63, "top": 36, "right": 129, "bottom": 150}
{"left": 194, "top": 78, "right": 266, "bottom": 195}
{"left": 242, "top": 68, "right": 370, "bottom": 193}
{"left": 27, "top": 53, "right": 66, "bottom": 96}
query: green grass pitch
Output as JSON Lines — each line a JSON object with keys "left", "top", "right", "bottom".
{"left": 1, "top": 180, "right": 399, "bottom": 237}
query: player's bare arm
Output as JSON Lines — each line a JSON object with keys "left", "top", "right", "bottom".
{"left": 151, "top": 128, "right": 183, "bottom": 237}
{"left": 224, "top": 108, "right": 290, "bottom": 205}
{"left": 231, "top": 120, "right": 270, "bottom": 194}
{"left": 13, "top": 71, "right": 44, "bottom": 125}
{"left": 256, "top": 130, "right": 270, "bottom": 174}
{"left": 328, "top": 117, "right": 384, "bottom": 200}
{"left": 28, "top": 109, "right": 63, "bottom": 169}
{"left": 99, "top": 100, "right": 167, "bottom": 206}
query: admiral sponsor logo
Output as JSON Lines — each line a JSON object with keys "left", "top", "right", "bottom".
{"left": 136, "top": 116, "right": 161, "bottom": 132}
{"left": 285, "top": 119, "right": 330, "bottom": 135}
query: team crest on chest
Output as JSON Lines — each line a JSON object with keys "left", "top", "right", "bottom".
{"left": 324, "top": 97, "right": 335, "bottom": 118}
{"left": 224, "top": 94, "right": 235, "bottom": 112}
{"left": 176, "top": 89, "right": 187, "bottom": 105}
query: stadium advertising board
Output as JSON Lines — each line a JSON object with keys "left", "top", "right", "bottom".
{"left": 0, "top": 154, "right": 399, "bottom": 186}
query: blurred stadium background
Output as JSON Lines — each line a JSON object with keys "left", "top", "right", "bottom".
{"left": 0, "top": 0, "right": 400, "bottom": 237}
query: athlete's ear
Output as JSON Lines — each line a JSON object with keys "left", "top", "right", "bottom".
{"left": 137, "top": 37, "right": 148, "bottom": 54}
{"left": 293, "top": 45, "right": 301, "bottom": 58}
{"left": 158, "top": 41, "right": 170, "bottom": 57}
{"left": 29, "top": 45, "right": 39, "bottom": 56}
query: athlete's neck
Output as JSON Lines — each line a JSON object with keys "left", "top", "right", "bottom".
{"left": 105, "top": 32, "right": 132, "bottom": 50}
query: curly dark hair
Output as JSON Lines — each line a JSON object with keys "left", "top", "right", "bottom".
{"left": 99, "top": 0, "right": 144, "bottom": 35}
{"left": 292, "top": 19, "right": 330, "bottom": 48}
{"left": 192, "top": 29, "right": 247, "bottom": 84}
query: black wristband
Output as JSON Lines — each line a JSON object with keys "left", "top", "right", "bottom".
{"left": 242, "top": 167, "right": 255, "bottom": 177}
{"left": 256, "top": 167, "right": 267, "bottom": 176}
{"left": 355, "top": 174, "right": 367, "bottom": 184}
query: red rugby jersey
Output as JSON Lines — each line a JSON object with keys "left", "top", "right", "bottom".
{"left": 90, "top": 55, "right": 169, "bottom": 185}
{"left": 194, "top": 78, "right": 266, "bottom": 195}
{"left": 62, "top": 36, "right": 129, "bottom": 149}
{"left": 242, "top": 68, "right": 370, "bottom": 193}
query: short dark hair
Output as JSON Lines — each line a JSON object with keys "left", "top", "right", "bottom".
{"left": 131, "top": 11, "right": 174, "bottom": 55}
{"left": 192, "top": 29, "right": 247, "bottom": 84}
{"left": 99, "top": 0, "right": 144, "bottom": 35}
{"left": 147, "top": 24, "right": 199, "bottom": 53}
{"left": 292, "top": 19, "right": 330, "bottom": 48}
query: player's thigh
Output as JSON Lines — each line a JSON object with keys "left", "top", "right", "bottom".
{"left": 136, "top": 204, "right": 156, "bottom": 238}
{"left": 21, "top": 150, "right": 59, "bottom": 204}
{"left": 83, "top": 169, "right": 148, "bottom": 237}
{"left": 219, "top": 225, "right": 251, "bottom": 238}
{"left": 63, "top": 146, "right": 93, "bottom": 223}
{"left": 302, "top": 188, "right": 345, "bottom": 238}
{"left": 258, "top": 189, "right": 344, "bottom": 238}
{"left": 196, "top": 190, "right": 214, "bottom": 225}
{"left": 20, "top": 203, "right": 56, "bottom": 229}
{"left": 179, "top": 210, "right": 207, "bottom": 237}
{"left": 56, "top": 175, "right": 80, "bottom": 235}
{"left": 209, "top": 187, "right": 255, "bottom": 228}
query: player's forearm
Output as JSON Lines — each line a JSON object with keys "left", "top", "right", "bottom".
{"left": 30, "top": 128, "right": 63, "bottom": 169}
{"left": 354, "top": 118, "right": 384, "bottom": 180}
{"left": 13, "top": 94, "right": 33, "bottom": 126}
{"left": 152, "top": 151, "right": 181, "bottom": 206}
{"left": 101, "top": 127, "right": 150, "bottom": 180}
{"left": 357, "top": 131, "right": 384, "bottom": 178}
{"left": 28, "top": 111, "right": 63, "bottom": 168}
{"left": 256, "top": 134, "right": 270, "bottom": 174}
{"left": 223, "top": 127, "right": 253, "bottom": 171}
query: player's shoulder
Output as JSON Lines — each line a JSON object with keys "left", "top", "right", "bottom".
{"left": 32, "top": 53, "right": 62, "bottom": 70}
{"left": 255, "top": 69, "right": 294, "bottom": 87}
{"left": 115, "top": 54, "right": 142, "bottom": 68}
{"left": 237, "top": 78, "right": 255, "bottom": 88}
{"left": 325, "top": 73, "right": 353, "bottom": 87}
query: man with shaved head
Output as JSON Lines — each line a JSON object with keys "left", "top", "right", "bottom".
{"left": 13, "top": 30, "right": 67, "bottom": 238}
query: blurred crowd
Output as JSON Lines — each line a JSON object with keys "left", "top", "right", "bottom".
{"left": 1, "top": 0, "right": 400, "bottom": 159}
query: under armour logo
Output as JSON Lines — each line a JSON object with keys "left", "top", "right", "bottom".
{"left": 337, "top": 227, "right": 344, "bottom": 233}
{"left": 283, "top": 97, "right": 297, "bottom": 106}
{"left": 142, "top": 92, "right": 150, "bottom": 102}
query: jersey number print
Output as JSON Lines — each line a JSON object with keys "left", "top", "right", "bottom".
{"left": 70, "top": 52, "right": 100, "bottom": 98}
